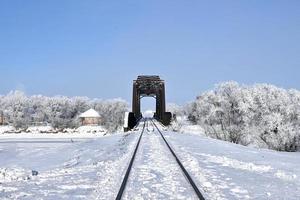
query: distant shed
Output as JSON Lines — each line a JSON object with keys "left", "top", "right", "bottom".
{"left": 79, "top": 109, "right": 101, "bottom": 126}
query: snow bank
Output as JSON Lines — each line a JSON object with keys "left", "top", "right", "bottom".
{"left": 275, "top": 170, "right": 297, "bottom": 181}
{"left": 179, "top": 124, "right": 205, "bottom": 136}
{"left": 26, "top": 126, "right": 54, "bottom": 133}
{"left": 170, "top": 116, "right": 205, "bottom": 136}
{"left": 76, "top": 125, "right": 107, "bottom": 134}
{"left": 197, "top": 153, "right": 273, "bottom": 173}
{"left": 0, "top": 125, "right": 108, "bottom": 138}
{"left": 0, "top": 133, "right": 109, "bottom": 139}
{"left": 0, "top": 126, "right": 16, "bottom": 134}
{"left": 0, "top": 168, "right": 30, "bottom": 183}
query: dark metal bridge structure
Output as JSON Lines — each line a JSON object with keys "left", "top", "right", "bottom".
{"left": 118, "top": 76, "right": 206, "bottom": 199}
{"left": 126, "top": 76, "right": 172, "bottom": 130}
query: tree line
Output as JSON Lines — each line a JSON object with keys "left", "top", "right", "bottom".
{"left": 0, "top": 91, "right": 128, "bottom": 131}
{"left": 2, "top": 82, "right": 300, "bottom": 151}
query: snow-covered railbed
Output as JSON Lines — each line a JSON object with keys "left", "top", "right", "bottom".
{"left": 164, "top": 131, "right": 300, "bottom": 200}
{"left": 123, "top": 123, "right": 197, "bottom": 199}
{"left": 0, "top": 131, "right": 140, "bottom": 199}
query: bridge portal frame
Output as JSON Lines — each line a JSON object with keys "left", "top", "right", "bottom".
{"left": 129, "top": 75, "right": 171, "bottom": 129}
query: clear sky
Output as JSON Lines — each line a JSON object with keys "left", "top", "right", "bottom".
{"left": 0, "top": 0, "right": 299, "bottom": 110}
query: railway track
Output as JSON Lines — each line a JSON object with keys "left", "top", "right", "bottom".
{"left": 150, "top": 119, "right": 206, "bottom": 200}
{"left": 116, "top": 119, "right": 146, "bottom": 200}
{"left": 116, "top": 118, "right": 206, "bottom": 200}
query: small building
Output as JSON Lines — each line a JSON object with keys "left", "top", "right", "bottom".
{"left": 79, "top": 109, "right": 101, "bottom": 126}
{"left": 0, "top": 111, "right": 4, "bottom": 125}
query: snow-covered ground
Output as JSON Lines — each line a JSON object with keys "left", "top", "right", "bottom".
{"left": 162, "top": 131, "right": 300, "bottom": 199}
{"left": 1, "top": 120, "right": 300, "bottom": 199}
{"left": 0, "top": 128, "right": 141, "bottom": 199}
{"left": 0, "top": 125, "right": 107, "bottom": 135}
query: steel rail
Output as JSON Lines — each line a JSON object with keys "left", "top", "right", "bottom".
{"left": 115, "top": 119, "right": 146, "bottom": 200}
{"left": 151, "top": 119, "right": 206, "bottom": 200}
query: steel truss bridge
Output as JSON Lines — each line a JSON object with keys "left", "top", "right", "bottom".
{"left": 127, "top": 75, "right": 172, "bottom": 130}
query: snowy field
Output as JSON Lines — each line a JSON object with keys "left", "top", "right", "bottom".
{"left": 1, "top": 121, "right": 300, "bottom": 199}
{"left": 165, "top": 132, "right": 300, "bottom": 199}
{"left": 0, "top": 130, "right": 140, "bottom": 199}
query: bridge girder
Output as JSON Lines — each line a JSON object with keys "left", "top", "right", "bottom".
{"left": 131, "top": 75, "right": 171, "bottom": 127}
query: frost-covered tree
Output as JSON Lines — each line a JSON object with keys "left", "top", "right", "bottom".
{"left": 166, "top": 103, "right": 187, "bottom": 131}
{"left": 93, "top": 98, "right": 128, "bottom": 131}
{"left": 167, "top": 103, "right": 186, "bottom": 118}
{"left": 0, "top": 91, "right": 128, "bottom": 131}
{"left": 0, "top": 91, "right": 31, "bottom": 128}
{"left": 188, "top": 82, "right": 300, "bottom": 151}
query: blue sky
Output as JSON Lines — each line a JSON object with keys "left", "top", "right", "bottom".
{"left": 0, "top": 0, "right": 299, "bottom": 109}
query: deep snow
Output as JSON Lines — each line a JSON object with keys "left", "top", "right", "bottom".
{"left": 0, "top": 121, "right": 300, "bottom": 199}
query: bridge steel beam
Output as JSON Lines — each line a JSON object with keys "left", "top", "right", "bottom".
{"left": 129, "top": 75, "right": 171, "bottom": 128}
